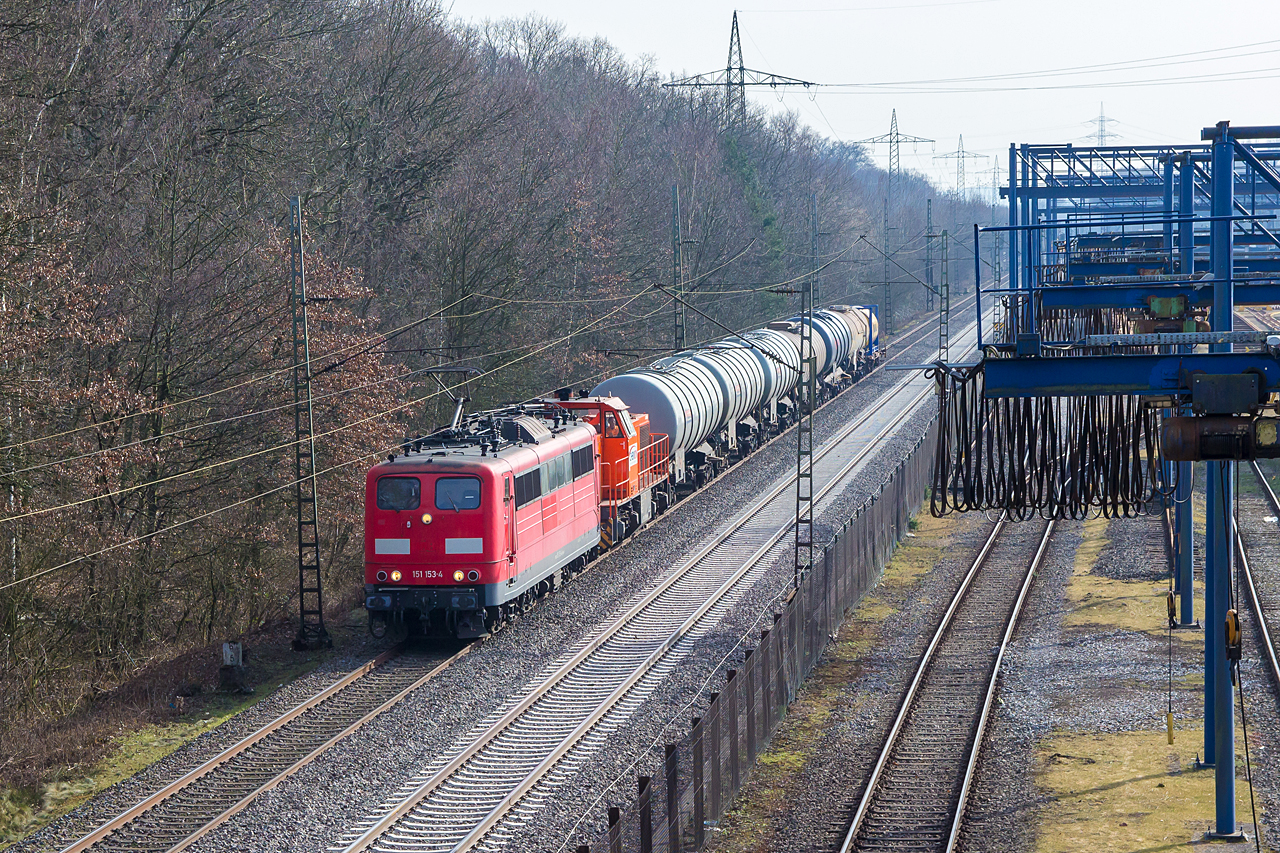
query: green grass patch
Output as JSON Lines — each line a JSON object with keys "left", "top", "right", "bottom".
{"left": 0, "top": 655, "right": 324, "bottom": 846}
{"left": 1034, "top": 726, "right": 1268, "bottom": 852}
{"left": 1062, "top": 518, "right": 1201, "bottom": 642}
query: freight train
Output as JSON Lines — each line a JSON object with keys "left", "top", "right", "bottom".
{"left": 363, "top": 306, "right": 879, "bottom": 638}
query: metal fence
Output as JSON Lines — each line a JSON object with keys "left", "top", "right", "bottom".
{"left": 571, "top": 419, "right": 938, "bottom": 853}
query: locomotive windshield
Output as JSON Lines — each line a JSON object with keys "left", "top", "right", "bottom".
{"left": 376, "top": 476, "right": 420, "bottom": 511}
{"left": 436, "top": 476, "right": 481, "bottom": 511}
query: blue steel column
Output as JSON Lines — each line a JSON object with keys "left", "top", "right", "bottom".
{"left": 1161, "top": 158, "right": 1175, "bottom": 523}
{"left": 1179, "top": 154, "right": 1195, "bottom": 277}
{"left": 1177, "top": 157, "right": 1195, "bottom": 626}
{"left": 1008, "top": 145, "right": 1018, "bottom": 292}
{"left": 1021, "top": 144, "right": 1032, "bottom": 300}
{"left": 1175, "top": 457, "right": 1193, "bottom": 622}
{"left": 1028, "top": 159, "right": 1040, "bottom": 306}
{"left": 1206, "top": 123, "right": 1236, "bottom": 837}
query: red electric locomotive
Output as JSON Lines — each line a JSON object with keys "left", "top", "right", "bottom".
{"left": 363, "top": 403, "right": 602, "bottom": 638}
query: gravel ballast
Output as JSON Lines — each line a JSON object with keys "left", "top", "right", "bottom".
{"left": 17, "top": 314, "right": 963, "bottom": 853}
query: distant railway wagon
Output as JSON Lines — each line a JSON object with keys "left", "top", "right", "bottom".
{"left": 364, "top": 305, "right": 879, "bottom": 638}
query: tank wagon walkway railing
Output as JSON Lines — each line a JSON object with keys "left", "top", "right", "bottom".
{"left": 573, "top": 419, "right": 937, "bottom": 853}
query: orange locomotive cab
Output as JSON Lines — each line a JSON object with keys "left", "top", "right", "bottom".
{"left": 548, "top": 392, "right": 672, "bottom": 545}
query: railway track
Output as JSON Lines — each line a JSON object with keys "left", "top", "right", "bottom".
{"left": 834, "top": 515, "right": 1054, "bottom": 853}
{"left": 1232, "top": 310, "right": 1280, "bottom": 685}
{"left": 1235, "top": 462, "right": 1280, "bottom": 689}
{"left": 333, "top": 316, "right": 989, "bottom": 852}
{"left": 59, "top": 644, "right": 467, "bottom": 853}
{"left": 57, "top": 302, "right": 969, "bottom": 853}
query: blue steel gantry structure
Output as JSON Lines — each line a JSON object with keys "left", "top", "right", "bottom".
{"left": 953, "top": 122, "right": 1280, "bottom": 840}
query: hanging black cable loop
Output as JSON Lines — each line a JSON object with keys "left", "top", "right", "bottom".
{"left": 932, "top": 358, "right": 1163, "bottom": 519}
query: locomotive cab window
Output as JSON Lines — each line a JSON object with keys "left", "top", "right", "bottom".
{"left": 603, "top": 413, "right": 622, "bottom": 438}
{"left": 435, "top": 476, "right": 481, "bottom": 511}
{"left": 376, "top": 476, "right": 420, "bottom": 511}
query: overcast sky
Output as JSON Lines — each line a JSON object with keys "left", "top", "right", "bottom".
{"left": 445, "top": 0, "right": 1279, "bottom": 202}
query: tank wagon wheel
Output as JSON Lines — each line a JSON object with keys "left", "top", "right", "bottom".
{"left": 653, "top": 484, "right": 675, "bottom": 515}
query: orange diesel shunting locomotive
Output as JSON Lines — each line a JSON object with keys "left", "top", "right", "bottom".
{"left": 549, "top": 392, "right": 671, "bottom": 544}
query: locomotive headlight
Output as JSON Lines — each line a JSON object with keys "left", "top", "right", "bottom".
{"left": 421, "top": 513, "right": 432, "bottom": 524}
{"left": 390, "top": 570, "right": 402, "bottom": 582}
{"left": 453, "top": 570, "right": 465, "bottom": 582}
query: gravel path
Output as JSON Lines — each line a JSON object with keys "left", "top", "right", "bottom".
{"left": 16, "top": 318, "right": 957, "bottom": 853}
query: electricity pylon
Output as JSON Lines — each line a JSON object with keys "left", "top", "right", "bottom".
{"left": 856, "top": 110, "right": 932, "bottom": 334}
{"left": 934, "top": 135, "right": 986, "bottom": 201}
{"left": 664, "top": 12, "right": 814, "bottom": 128}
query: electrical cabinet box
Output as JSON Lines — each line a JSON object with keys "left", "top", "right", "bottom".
{"left": 1191, "top": 373, "right": 1260, "bottom": 415}
{"left": 1015, "top": 333, "right": 1041, "bottom": 358}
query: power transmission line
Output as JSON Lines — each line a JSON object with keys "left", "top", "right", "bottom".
{"left": 817, "top": 38, "right": 1280, "bottom": 87}
{"left": 854, "top": 109, "right": 933, "bottom": 182}
{"left": 0, "top": 284, "right": 849, "bottom": 594}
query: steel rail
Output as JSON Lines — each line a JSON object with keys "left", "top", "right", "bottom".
{"left": 61, "top": 643, "right": 402, "bottom": 852}
{"left": 56, "top": 300, "right": 963, "bottom": 853}
{"left": 340, "top": 314, "right": 990, "bottom": 853}
{"left": 453, "top": 353, "right": 963, "bottom": 853}
{"left": 837, "top": 517, "right": 1055, "bottom": 853}
{"left": 945, "top": 518, "right": 1056, "bottom": 853}
{"left": 60, "top": 643, "right": 469, "bottom": 853}
{"left": 340, "top": 374, "right": 923, "bottom": 852}
{"left": 166, "top": 649, "right": 468, "bottom": 853}
{"left": 837, "top": 516, "right": 1005, "bottom": 853}
{"left": 1232, "top": 311, "right": 1280, "bottom": 683}
{"left": 1240, "top": 462, "right": 1280, "bottom": 687}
